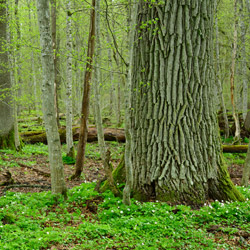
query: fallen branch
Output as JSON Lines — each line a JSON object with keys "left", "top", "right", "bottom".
{"left": 222, "top": 145, "right": 248, "bottom": 153}
{"left": 17, "top": 162, "right": 50, "bottom": 177}
{"left": 21, "top": 127, "right": 125, "bottom": 144}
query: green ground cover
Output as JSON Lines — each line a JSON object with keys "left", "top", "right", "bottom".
{"left": 0, "top": 182, "right": 249, "bottom": 249}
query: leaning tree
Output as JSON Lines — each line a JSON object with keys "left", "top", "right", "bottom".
{"left": 0, "top": 0, "right": 15, "bottom": 149}
{"left": 130, "top": 0, "right": 244, "bottom": 204}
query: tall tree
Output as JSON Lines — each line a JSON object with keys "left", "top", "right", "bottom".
{"left": 130, "top": 0, "right": 244, "bottom": 204}
{"left": 6, "top": 2, "right": 21, "bottom": 150}
{"left": 72, "top": 0, "right": 96, "bottom": 179}
{"left": 65, "top": 0, "right": 74, "bottom": 158}
{"left": 215, "top": 0, "right": 229, "bottom": 139}
{"left": 93, "top": 0, "right": 119, "bottom": 195}
{"left": 51, "top": 0, "right": 60, "bottom": 127}
{"left": 239, "top": 0, "right": 248, "bottom": 121}
{"left": 0, "top": 0, "right": 15, "bottom": 149}
{"left": 123, "top": 0, "right": 138, "bottom": 206}
{"left": 36, "top": 0, "right": 67, "bottom": 197}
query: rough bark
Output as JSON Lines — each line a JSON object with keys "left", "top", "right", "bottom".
{"left": 73, "top": 0, "right": 96, "bottom": 179}
{"left": 131, "top": 1, "right": 244, "bottom": 204}
{"left": 37, "top": 0, "right": 67, "bottom": 197}
{"left": 0, "top": 0, "right": 15, "bottom": 150}
{"left": 65, "top": 0, "right": 75, "bottom": 159}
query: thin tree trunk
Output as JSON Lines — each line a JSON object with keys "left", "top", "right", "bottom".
{"left": 14, "top": 0, "right": 22, "bottom": 115}
{"left": 0, "top": 0, "right": 15, "bottom": 149}
{"left": 93, "top": 0, "right": 119, "bottom": 195}
{"left": 28, "top": 0, "right": 39, "bottom": 114}
{"left": 36, "top": 0, "right": 67, "bottom": 197}
{"left": 230, "top": 0, "right": 241, "bottom": 141}
{"left": 106, "top": 31, "right": 115, "bottom": 117}
{"left": 123, "top": 0, "right": 138, "bottom": 205}
{"left": 242, "top": 144, "right": 250, "bottom": 186}
{"left": 72, "top": 0, "right": 96, "bottom": 179}
{"left": 113, "top": 44, "right": 122, "bottom": 126}
{"left": 215, "top": 0, "right": 229, "bottom": 138}
{"left": 51, "top": 0, "right": 60, "bottom": 127}
{"left": 65, "top": 0, "right": 74, "bottom": 158}
{"left": 239, "top": 0, "right": 248, "bottom": 121}
{"left": 6, "top": 5, "right": 20, "bottom": 150}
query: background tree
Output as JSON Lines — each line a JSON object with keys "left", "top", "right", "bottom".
{"left": 130, "top": 0, "right": 244, "bottom": 203}
{"left": 0, "top": 0, "right": 15, "bottom": 149}
{"left": 36, "top": 0, "right": 67, "bottom": 197}
{"left": 73, "top": 0, "right": 96, "bottom": 179}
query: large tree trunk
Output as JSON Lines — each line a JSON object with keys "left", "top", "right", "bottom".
{"left": 130, "top": 0, "right": 244, "bottom": 204}
{"left": 73, "top": 0, "right": 96, "bottom": 179}
{"left": 37, "top": 0, "right": 67, "bottom": 197}
{"left": 0, "top": 0, "right": 15, "bottom": 149}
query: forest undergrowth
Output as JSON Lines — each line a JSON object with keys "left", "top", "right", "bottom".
{"left": 0, "top": 142, "right": 250, "bottom": 249}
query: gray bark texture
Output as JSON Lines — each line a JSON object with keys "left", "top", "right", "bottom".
{"left": 123, "top": 0, "right": 138, "bottom": 206}
{"left": 215, "top": 0, "right": 229, "bottom": 139}
{"left": 0, "top": 0, "right": 14, "bottom": 140}
{"left": 65, "top": 0, "right": 74, "bottom": 158}
{"left": 36, "top": 0, "right": 67, "bottom": 197}
{"left": 6, "top": 5, "right": 20, "bottom": 150}
{"left": 130, "top": 0, "right": 244, "bottom": 204}
{"left": 239, "top": 0, "right": 248, "bottom": 121}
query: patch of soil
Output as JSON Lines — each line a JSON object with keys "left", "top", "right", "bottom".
{"left": 0, "top": 152, "right": 110, "bottom": 196}
{"left": 0, "top": 151, "right": 248, "bottom": 196}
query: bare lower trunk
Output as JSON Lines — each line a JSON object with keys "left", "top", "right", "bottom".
{"left": 73, "top": 0, "right": 96, "bottom": 179}
{"left": 131, "top": 0, "right": 244, "bottom": 204}
{"left": 37, "top": 0, "right": 67, "bottom": 197}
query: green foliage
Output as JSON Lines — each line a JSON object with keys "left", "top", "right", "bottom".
{"left": 243, "top": 137, "right": 249, "bottom": 143}
{"left": 223, "top": 152, "right": 246, "bottom": 165}
{"left": 62, "top": 154, "right": 75, "bottom": 165}
{"left": 0, "top": 183, "right": 249, "bottom": 249}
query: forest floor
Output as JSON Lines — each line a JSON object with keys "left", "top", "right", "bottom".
{"left": 0, "top": 142, "right": 123, "bottom": 196}
{"left": 0, "top": 144, "right": 246, "bottom": 196}
{"left": 0, "top": 142, "right": 250, "bottom": 249}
